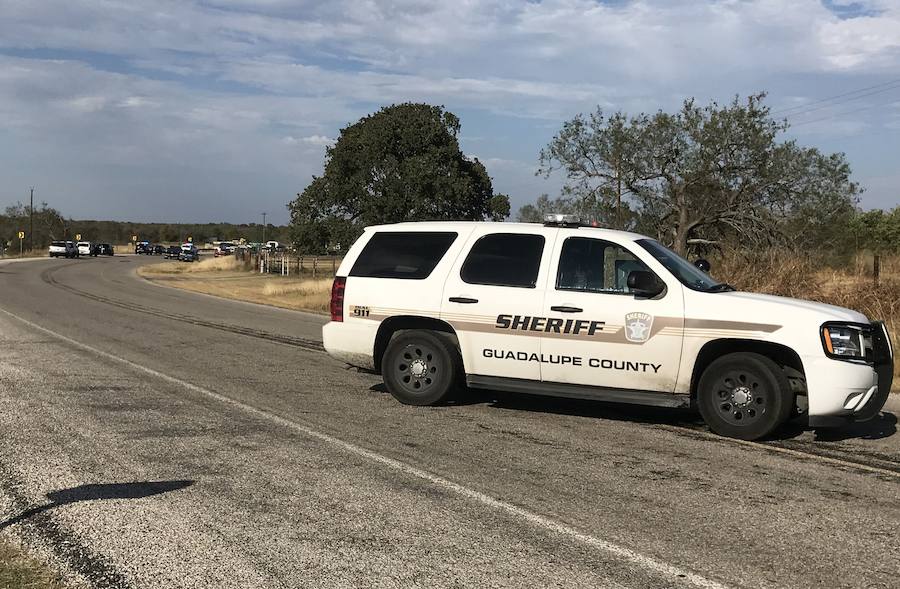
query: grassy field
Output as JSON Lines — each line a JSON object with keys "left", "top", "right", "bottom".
{"left": 0, "top": 538, "right": 66, "bottom": 589}
{"left": 139, "top": 257, "right": 333, "bottom": 313}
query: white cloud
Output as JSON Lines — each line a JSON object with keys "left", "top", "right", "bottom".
{"left": 1, "top": 1, "right": 899, "bottom": 220}
{"left": 283, "top": 134, "right": 335, "bottom": 147}
{"left": 300, "top": 135, "right": 335, "bottom": 147}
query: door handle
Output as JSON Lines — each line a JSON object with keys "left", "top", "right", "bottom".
{"left": 550, "top": 305, "right": 583, "bottom": 313}
{"left": 449, "top": 297, "right": 479, "bottom": 304}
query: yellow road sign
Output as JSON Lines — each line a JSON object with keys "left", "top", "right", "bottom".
{"left": 75, "top": 233, "right": 82, "bottom": 241}
{"left": 132, "top": 235, "right": 137, "bottom": 242}
{"left": 18, "top": 231, "right": 24, "bottom": 240}
{"left": 187, "top": 236, "right": 193, "bottom": 242}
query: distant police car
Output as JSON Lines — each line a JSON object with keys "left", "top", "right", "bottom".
{"left": 322, "top": 216, "right": 893, "bottom": 440}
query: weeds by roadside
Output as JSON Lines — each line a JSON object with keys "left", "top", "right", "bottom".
{"left": 140, "top": 257, "right": 242, "bottom": 275}
{"left": 0, "top": 538, "right": 67, "bottom": 589}
{"left": 714, "top": 249, "right": 900, "bottom": 379}
{"left": 138, "top": 259, "right": 332, "bottom": 312}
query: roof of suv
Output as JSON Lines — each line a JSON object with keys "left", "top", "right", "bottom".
{"left": 364, "top": 221, "right": 650, "bottom": 242}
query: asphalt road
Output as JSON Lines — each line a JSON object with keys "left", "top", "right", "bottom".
{"left": 0, "top": 255, "right": 898, "bottom": 589}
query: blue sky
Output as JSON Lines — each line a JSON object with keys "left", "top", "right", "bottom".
{"left": 1, "top": 0, "right": 899, "bottom": 224}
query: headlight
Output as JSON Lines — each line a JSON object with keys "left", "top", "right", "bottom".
{"left": 821, "top": 323, "right": 873, "bottom": 361}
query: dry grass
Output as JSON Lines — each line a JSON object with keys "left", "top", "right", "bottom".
{"left": 0, "top": 538, "right": 67, "bottom": 589}
{"left": 261, "top": 278, "right": 333, "bottom": 299}
{"left": 714, "top": 249, "right": 900, "bottom": 381}
{"left": 138, "top": 260, "right": 332, "bottom": 313}
{"left": 140, "top": 256, "right": 242, "bottom": 276}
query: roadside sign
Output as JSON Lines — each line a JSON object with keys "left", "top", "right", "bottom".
{"left": 17, "top": 231, "right": 24, "bottom": 240}
{"left": 75, "top": 233, "right": 82, "bottom": 241}
{"left": 187, "top": 236, "right": 193, "bottom": 243}
{"left": 132, "top": 235, "right": 137, "bottom": 242}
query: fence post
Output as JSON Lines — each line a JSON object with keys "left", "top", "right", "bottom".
{"left": 332, "top": 256, "right": 336, "bottom": 274}
{"left": 874, "top": 253, "right": 880, "bottom": 286}
{"left": 313, "top": 256, "right": 318, "bottom": 279}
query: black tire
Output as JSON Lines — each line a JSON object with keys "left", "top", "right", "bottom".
{"left": 382, "top": 330, "right": 461, "bottom": 406}
{"left": 697, "top": 352, "right": 794, "bottom": 440}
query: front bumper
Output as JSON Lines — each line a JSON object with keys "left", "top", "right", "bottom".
{"left": 805, "top": 321, "right": 893, "bottom": 424}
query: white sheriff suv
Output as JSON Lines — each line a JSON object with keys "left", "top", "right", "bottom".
{"left": 322, "top": 216, "right": 893, "bottom": 440}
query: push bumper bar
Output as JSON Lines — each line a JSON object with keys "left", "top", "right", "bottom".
{"left": 851, "top": 320, "right": 893, "bottom": 422}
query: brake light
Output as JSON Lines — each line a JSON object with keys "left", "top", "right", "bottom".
{"left": 330, "top": 277, "right": 346, "bottom": 322}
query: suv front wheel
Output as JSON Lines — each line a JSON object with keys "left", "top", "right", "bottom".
{"left": 697, "top": 352, "right": 794, "bottom": 440}
{"left": 382, "top": 330, "right": 461, "bottom": 406}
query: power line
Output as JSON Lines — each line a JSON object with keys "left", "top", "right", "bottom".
{"left": 773, "top": 77, "right": 900, "bottom": 116}
{"left": 787, "top": 97, "right": 899, "bottom": 128}
{"left": 783, "top": 81, "right": 900, "bottom": 121}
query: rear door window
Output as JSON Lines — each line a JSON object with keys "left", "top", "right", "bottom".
{"left": 350, "top": 231, "right": 458, "bottom": 279}
{"left": 460, "top": 233, "right": 545, "bottom": 288}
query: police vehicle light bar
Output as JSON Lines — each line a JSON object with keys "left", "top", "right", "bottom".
{"left": 543, "top": 213, "right": 584, "bottom": 227}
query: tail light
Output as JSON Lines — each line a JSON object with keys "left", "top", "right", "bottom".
{"left": 330, "top": 277, "right": 346, "bottom": 322}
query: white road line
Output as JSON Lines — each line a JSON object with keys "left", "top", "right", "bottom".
{"left": 0, "top": 306, "right": 729, "bottom": 589}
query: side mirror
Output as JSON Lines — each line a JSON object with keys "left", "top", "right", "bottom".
{"left": 694, "top": 258, "right": 711, "bottom": 273}
{"left": 627, "top": 270, "right": 665, "bottom": 298}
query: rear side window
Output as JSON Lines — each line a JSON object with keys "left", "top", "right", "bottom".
{"left": 51, "top": 241, "right": 65, "bottom": 247}
{"left": 350, "top": 231, "right": 458, "bottom": 279}
{"left": 461, "top": 233, "right": 545, "bottom": 288}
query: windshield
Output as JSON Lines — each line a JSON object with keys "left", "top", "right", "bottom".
{"left": 636, "top": 239, "right": 731, "bottom": 292}
{"left": 51, "top": 241, "right": 65, "bottom": 247}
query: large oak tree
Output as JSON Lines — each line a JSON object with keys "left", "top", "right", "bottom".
{"left": 289, "top": 103, "right": 510, "bottom": 253}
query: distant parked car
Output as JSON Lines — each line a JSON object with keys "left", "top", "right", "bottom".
{"left": 135, "top": 241, "right": 151, "bottom": 254}
{"left": 49, "top": 240, "right": 78, "bottom": 258}
{"left": 179, "top": 244, "right": 199, "bottom": 262}
{"left": 215, "top": 242, "right": 234, "bottom": 257}
{"left": 77, "top": 241, "right": 93, "bottom": 256}
{"left": 164, "top": 245, "right": 181, "bottom": 259}
{"left": 152, "top": 244, "right": 165, "bottom": 255}
{"left": 93, "top": 243, "right": 114, "bottom": 256}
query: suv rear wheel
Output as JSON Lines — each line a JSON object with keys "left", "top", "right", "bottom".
{"left": 697, "top": 352, "right": 794, "bottom": 440}
{"left": 382, "top": 330, "right": 460, "bottom": 406}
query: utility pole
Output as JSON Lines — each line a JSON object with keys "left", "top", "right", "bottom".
{"left": 29, "top": 186, "right": 34, "bottom": 253}
{"left": 261, "top": 212, "right": 267, "bottom": 245}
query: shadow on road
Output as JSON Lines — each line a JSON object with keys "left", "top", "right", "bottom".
{"left": 811, "top": 412, "right": 897, "bottom": 441}
{"left": 370, "top": 382, "right": 898, "bottom": 442}
{"left": 0, "top": 480, "right": 194, "bottom": 531}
